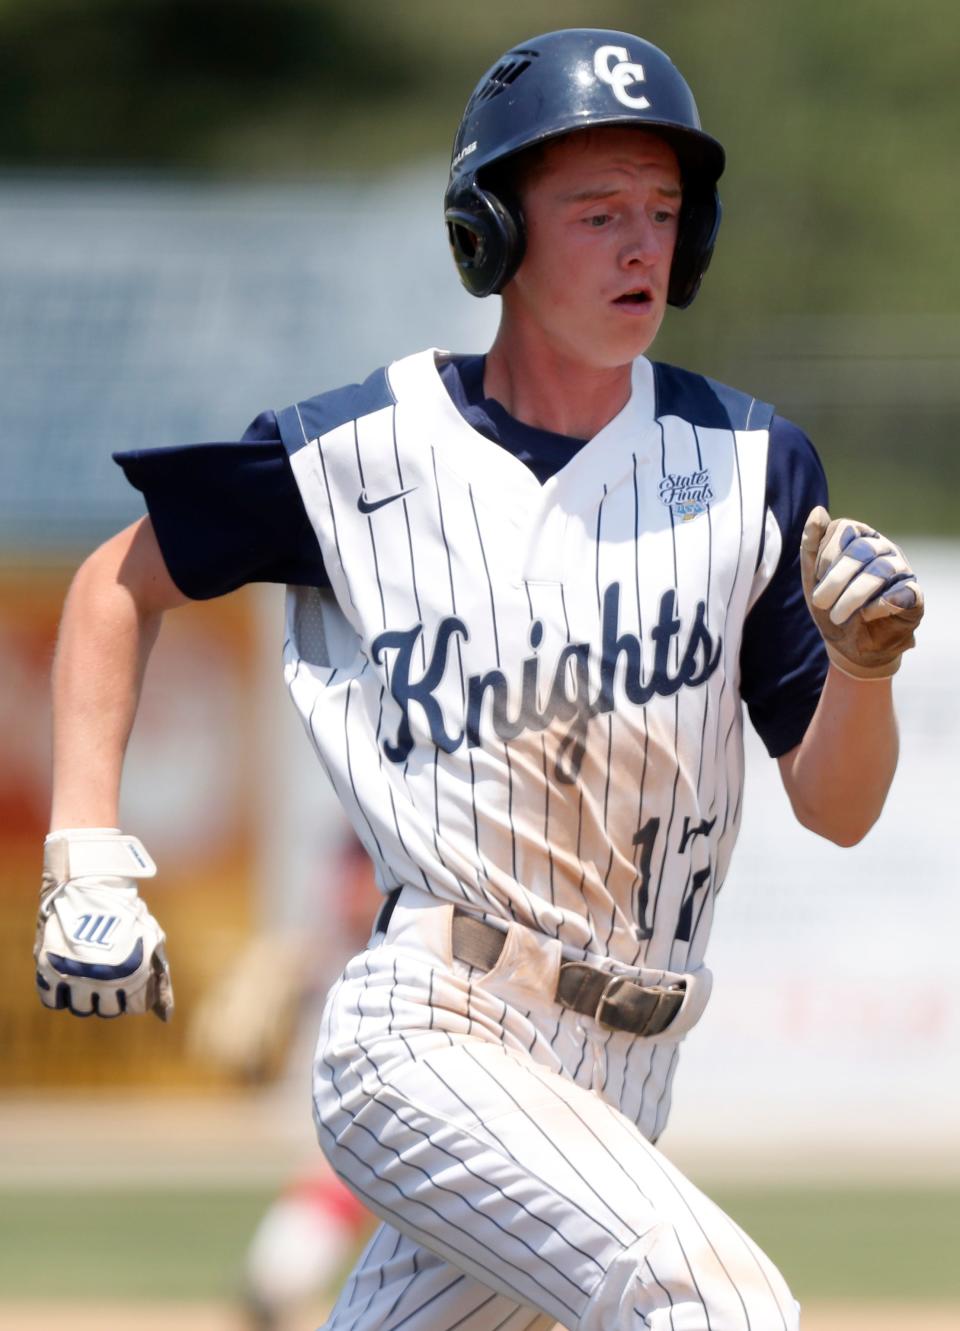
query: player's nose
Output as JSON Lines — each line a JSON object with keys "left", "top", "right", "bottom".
{"left": 618, "top": 214, "right": 666, "bottom": 268}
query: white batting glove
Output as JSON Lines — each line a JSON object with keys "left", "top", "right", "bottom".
{"left": 35, "top": 829, "right": 173, "bottom": 1021}
{"left": 800, "top": 506, "right": 924, "bottom": 680}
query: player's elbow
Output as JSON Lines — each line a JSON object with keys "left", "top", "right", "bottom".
{"left": 788, "top": 794, "right": 881, "bottom": 847}
{"left": 807, "top": 815, "right": 874, "bottom": 848}
{"left": 777, "top": 743, "right": 891, "bottom": 847}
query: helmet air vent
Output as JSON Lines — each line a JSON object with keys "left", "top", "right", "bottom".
{"left": 475, "top": 51, "right": 538, "bottom": 103}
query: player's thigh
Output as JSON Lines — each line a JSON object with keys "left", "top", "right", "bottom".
{"left": 317, "top": 1039, "right": 798, "bottom": 1331}
{"left": 322, "top": 1221, "right": 555, "bottom": 1331}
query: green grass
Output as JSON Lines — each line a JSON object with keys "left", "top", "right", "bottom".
{"left": 712, "top": 1186, "right": 960, "bottom": 1302}
{"left": 0, "top": 1186, "right": 274, "bottom": 1300}
{"left": 0, "top": 1184, "right": 957, "bottom": 1302}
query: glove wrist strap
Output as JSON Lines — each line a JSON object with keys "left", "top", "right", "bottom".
{"left": 826, "top": 646, "right": 901, "bottom": 682}
{"left": 44, "top": 831, "right": 157, "bottom": 882}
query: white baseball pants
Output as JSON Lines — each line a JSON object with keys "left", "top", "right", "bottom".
{"left": 313, "top": 888, "right": 799, "bottom": 1330}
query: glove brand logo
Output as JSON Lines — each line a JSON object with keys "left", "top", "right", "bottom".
{"left": 593, "top": 46, "right": 650, "bottom": 110}
{"left": 658, "top": 468, "right": 714, "bottom": 521}
{"left": 72, "top": 913, "right": 121, "bottom": 948}
{"left": 371, "top": 581, "right": 720, "bottom": 781}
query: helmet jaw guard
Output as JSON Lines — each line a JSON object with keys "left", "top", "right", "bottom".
{"left": 444, "top": 28, "right": 725, "bottom": 308}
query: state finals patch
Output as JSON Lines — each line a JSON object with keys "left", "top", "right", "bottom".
{"left": 658, "top": 468, "right": 714, "bottom": 521}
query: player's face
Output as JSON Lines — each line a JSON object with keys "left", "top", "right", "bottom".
{"left": 507, "top": 129, "right": 681, "bottom": 368}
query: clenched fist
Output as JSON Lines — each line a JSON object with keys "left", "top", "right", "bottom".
{"left": 35, "top": 829, "right": 173, "bottom": 1020}
{"left": 800, "top": 507, "right": 923, "bottom": 680}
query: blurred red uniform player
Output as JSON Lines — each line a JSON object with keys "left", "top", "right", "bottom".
{"left": 245, "top": 1168, "right": 372, "bottom": 1331}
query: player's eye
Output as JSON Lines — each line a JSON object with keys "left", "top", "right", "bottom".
{"left": 585, "top": 213, "right": 612, "bottom": 228}
{"left": 652, "top": 208, "right": 677, "bottom": 225}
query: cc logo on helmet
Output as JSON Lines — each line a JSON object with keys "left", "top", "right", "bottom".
{"left": 593, "top": 45, "right": 650, "bottom": 110}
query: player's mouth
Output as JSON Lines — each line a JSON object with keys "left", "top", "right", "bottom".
{"left": 612, "top": 287, "right": 654, "bottom": 312}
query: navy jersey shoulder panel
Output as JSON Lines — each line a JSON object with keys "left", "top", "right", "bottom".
{"left": 652, "top": 361, "right": 774, "bottom": 432}
{"left": 740, "top": 415, "right": 830, "bottom": 757}
{"left": 113, "top": 422, "right": 327, "bottom": 599}
{"left": 276, "top": 365, "right": 395, "bottom": 456}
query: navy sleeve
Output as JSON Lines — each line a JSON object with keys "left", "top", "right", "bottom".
{"left": 113, "top": 410, "right": 328, "bottom": 599}
{"left": 740, "top": 416, "right": 830, "bottom": 757}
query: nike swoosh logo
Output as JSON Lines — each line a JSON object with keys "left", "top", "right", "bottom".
{"left": 357, "top": 487, "right": 416, "bottom": 514}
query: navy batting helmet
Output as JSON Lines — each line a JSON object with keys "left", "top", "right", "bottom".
{"left": 444, "top": 29, "right": 725, "bottom": 308}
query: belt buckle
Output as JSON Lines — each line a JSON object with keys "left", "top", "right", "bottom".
{"left": 595, "top": 975, "right": 685, "bottom": 1037}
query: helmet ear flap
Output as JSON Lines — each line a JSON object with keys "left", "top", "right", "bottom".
{"left": 668, "top": 191, "right": 721, "bottom": 309}
{"left": 444, "top": 183, "right": 525, "bottom": 298}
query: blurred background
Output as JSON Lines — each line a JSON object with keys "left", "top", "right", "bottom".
{"left": 1, "top": 1, "right": 957, "bottom": 1328}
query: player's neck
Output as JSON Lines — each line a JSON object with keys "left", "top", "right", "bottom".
{"left": 484, "top": 325, "right": 633, "bottom": 441}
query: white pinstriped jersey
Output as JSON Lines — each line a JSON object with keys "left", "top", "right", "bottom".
{"left": 278, "top": 349, "right": 780, "bottom": 980}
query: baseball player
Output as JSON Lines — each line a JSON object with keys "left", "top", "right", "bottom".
{"left": 35, "top": 28, "right": 924, "bottom": 1331}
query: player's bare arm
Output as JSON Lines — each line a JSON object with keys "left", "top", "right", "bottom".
{"left": 778, "top": 507, "right": 923, "bottom": 845}
{"left": 50, "top": 516, "right": 188, "bottom": 828}
{"left": 777, "top": 668, "right": 898, "bottom": 845}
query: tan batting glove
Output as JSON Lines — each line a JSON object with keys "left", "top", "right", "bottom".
{"left": 800, "top": 507, "right": 924, "bottom": 680}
